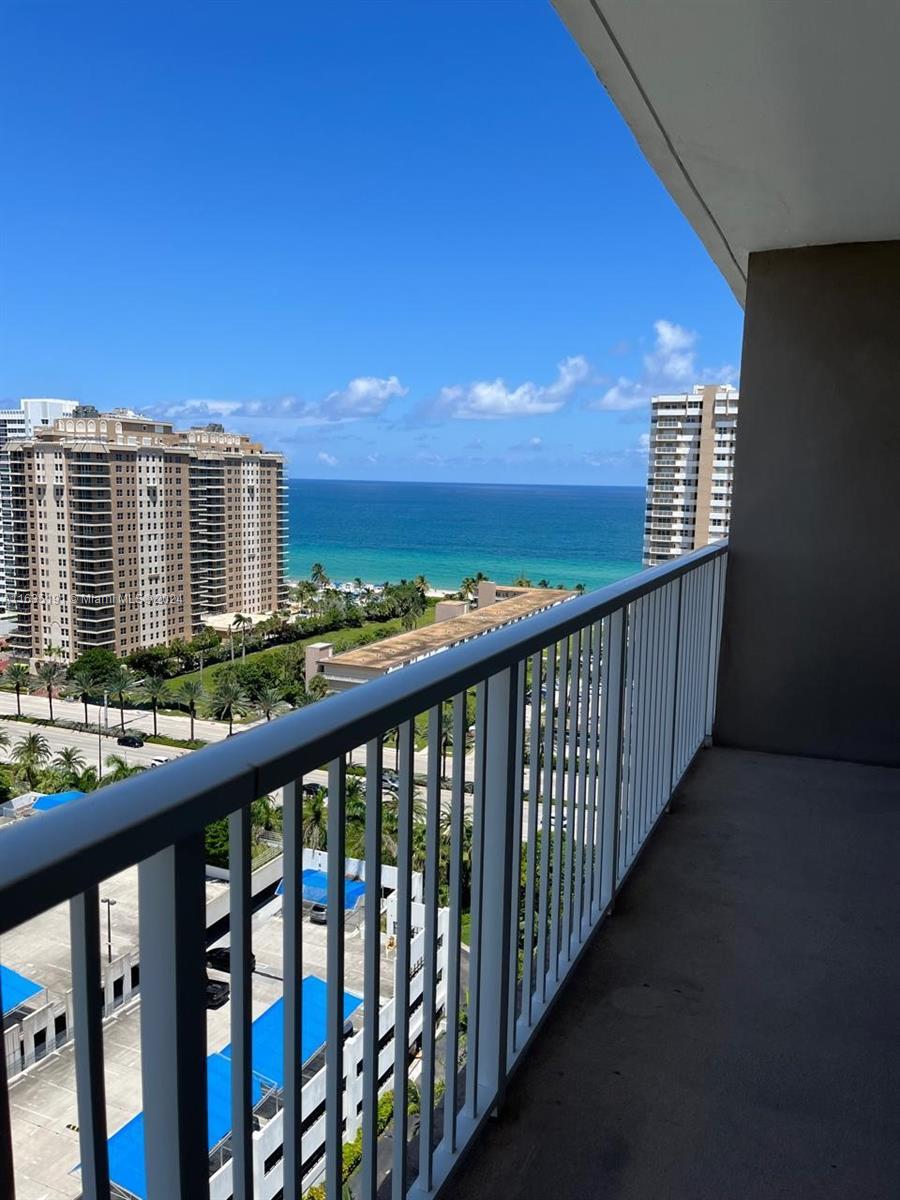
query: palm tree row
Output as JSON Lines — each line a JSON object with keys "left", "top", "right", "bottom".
{"left": 0, "top": 729, "right": 144, "bottom": 796}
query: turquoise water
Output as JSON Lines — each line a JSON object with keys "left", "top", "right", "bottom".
{"left": 287, "top": 479, "right": 645, "bottom": 591}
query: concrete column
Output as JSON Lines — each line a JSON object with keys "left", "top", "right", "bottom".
{"left": 715, "top": 241, "right": 900, "bottom": 766}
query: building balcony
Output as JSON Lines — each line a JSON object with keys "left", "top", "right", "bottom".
{"left": 0, "top": 545, "right": 737, "bottom": 1200}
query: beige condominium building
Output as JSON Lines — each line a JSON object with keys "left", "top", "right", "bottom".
{"left": 643, "top": 383, "right": 739, "bottom": 567}
{"left": 0, "top": 408, "right": 288, "bottom": 662}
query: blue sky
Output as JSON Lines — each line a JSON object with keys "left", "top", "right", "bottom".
{"left": 0, "top": 1, "right": 743, "bottom": 485}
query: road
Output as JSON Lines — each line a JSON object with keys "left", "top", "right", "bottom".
{"left": 0, "top": 717, "right": 186, "bottom": 776}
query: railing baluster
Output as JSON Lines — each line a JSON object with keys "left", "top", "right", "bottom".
{"left": 618, "top": 604, "right": 635, "bottom": 884}
{"left": 70, "top": 885, "right": 110, "bottom": 1200}
{"left": 139, "top": 836, "right": 209, "bottom": 1200}
{"left": 361, "top": 741, "right": 383, "bottom": 1200}
{"left": 476, "top": 665, "right": 518, "bottom": 1112}
{"left": 550, "top": 637, "right": 568, "bottom": 981}
{"left": 418, "top": 707, "right": 442, "bottom": 1190}
{"left": 507, "top": 665, "right": 526, "bottom": 1057}
{"left": 562, "top": 630, "right": 580, "bottom": 963}
{"left": 282, "top": 778, "right": 303, "bottom": 1200}
{"left": 326, "top": 756, "right": 346, "bottom": 1200}
{"left": 523, "top": 651, "right": 542, "bottom": 1025}
{"left": 391, "top": 722, "right": 414, "bottom": 1197}
{"left": 574, "top": 625, "right": 591, "bottom": 943}
{"left": 585, "top": 620, "right": 602, "bottom": 928}
{"left": 442, "top": 692, "right": 466, "bottom": 1153}
{"left": 537, "top": 644, "right": 556, "bottom": 1004}
{"left": 229, "top": 804, "right": 253, "bottom": 1200}
{"left": 466, "top": 683, "right": 486, "bottom": 1119}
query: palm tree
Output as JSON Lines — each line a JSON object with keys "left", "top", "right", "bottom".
{"left": 53, "top": 746, "right": 86, "bottom": 784}
{"left": 66, "top": 660, "right": 96, "bottom": 725}
{"left": 175, "top": 678, "right": 205, "bottom": 741}
{"left": 231, "top": 613, "right": 252, "bottom": 659}
{"left": 574, "top": 582, "right": 586, "bottom": 594}
{"left": 414, "top": 574, "right": 429, "bottom": 594}
{"left": 301, "top": 786, "right": 328, "bottom": 850}
{"left": 0, "top": 728, "right": 10, "bottom": 758}
{"left": 440, "top": 706, "right": 454, "bottom": 779}
{"left": 11, "top": 732, "right": 51, "bottom": 788}
{"left": 254, "top": 682, "right": 288, "bottom": 722}
{"left": 104, "top": 665, "right": 142, "bottom": 733}
{"left": 101, "top": 755, "right": 147, "bottom": 784}
{"left": 140, "top": 675, "right": 169, "bottom": 737}
{"left": 33, "top": 661, "right": 66, "bottom": 722}
{"left": 459, "top": 576, "right": 476, "bottom": 600}
{"left": 310, "top": 562, "right": 329, "bottom": 588}
{"left": 209, "top": 674, "right": 246, "bottom": 735}
{"left": 4, "top": 662, "right": 31, "bottom": 717}
{"left": 306, "top": 674, "right": 329, "bottom": 702}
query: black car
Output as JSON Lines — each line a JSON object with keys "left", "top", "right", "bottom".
{"left": 205, "top": 977, "right": 230, "bottom": 1009}
{"left": 207, "top": 947, "right": 257, "bottom": 974}
{"left": 309, "top": 903, "right": 327, "bottom": 925}
{"left": 117, "top": 733, "right": 144, "bottom": 748}
{"left": 302, "top": 782, "right": 324, "bottom": 797}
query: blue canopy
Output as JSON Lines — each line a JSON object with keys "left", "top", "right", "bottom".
{"left": 106, "top": 1053, "right": 263, "bottom": 1199}
{"left": 0, "top": 964, "right": 43, "bottom": 1014}
{"left": 276, "top": 867, "right": 367, "bottom": 910}
{"left": 33, "top": 789, "right": 86, "bottom": 812}
{"left": 106, "top": 977, "right": 362, "bottom": 1199}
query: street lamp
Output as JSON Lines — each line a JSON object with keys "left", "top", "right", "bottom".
{"left": 101, "top": 897, "right": 117, "bottom": 964}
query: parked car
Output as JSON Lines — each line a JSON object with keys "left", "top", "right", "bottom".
{"left": 302, "top": 782, "right": 324, "bottom": 797}
{"left": 309, "top": 903, "right": 327, "bottom": 925}
{"left": 117, "top": 734, "right": 144, "bottom": 748}
{"left": 205, "top": 977, "right": 230, "bottom": 1009}
{"left": 207, "top": 946, "right": 256, "bottom": 974}
{"left": 148, "top": 757, "right": 169, "bottom": 768}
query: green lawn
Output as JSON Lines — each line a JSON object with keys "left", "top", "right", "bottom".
{"left": 170, "top": 607, "right": 436, "bottom": 692}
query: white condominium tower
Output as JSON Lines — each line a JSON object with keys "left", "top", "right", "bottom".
{"left": 0, "top": 407, "right": 288, "bottom": 662}
{"left": 0, "top": 399, "right": 78, "bottom": 610}
{"left": 643, "top": 383, "right": 739, "bottom": 567}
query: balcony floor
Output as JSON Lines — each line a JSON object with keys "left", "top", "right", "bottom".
{"left": 452, "top": 747, "right": 900, "bottom": 1200}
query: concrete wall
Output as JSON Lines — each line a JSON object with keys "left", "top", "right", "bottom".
{"left": 715, "top": 241, "right": 900, "bottom": 766}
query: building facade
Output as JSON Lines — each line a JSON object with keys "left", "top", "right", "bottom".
{"left": 1, "top": 409, "right": 287, "bottom": 662}
{"left": 643, "top": 383, "right": 739, "bottom": 567}
{"left": 0, "top": 399, "right": 78, "bottom": 610}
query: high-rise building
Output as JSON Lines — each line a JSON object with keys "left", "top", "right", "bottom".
{"left": 1, "top": 408, "right": 288, "bottom": 662}
{"left": 643, "top": 383, "right": 738, "bottom": 567}
{"left": 0, "top": 399, "right": 78, "bottom": 610}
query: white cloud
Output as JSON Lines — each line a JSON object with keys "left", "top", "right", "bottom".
{"left": 323, "top": 375, "right": 407, "bottom": 419}
{"left": 317, "top": 451, "right": 339, "bottom": 467}
{"left": 584, "top": 431, "right": 651, "bottom": 468}
{"left": 437, "top": 355, "right": 590, "bottom": 420}
{"left": 147, "top": 374, "right": 407, "bottom": 428}
{"left": 591, "top": 319, "right": 698, "bottom": 412}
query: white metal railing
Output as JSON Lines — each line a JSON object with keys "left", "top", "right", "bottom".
{"left": 0, "top": 542, "right": 727, "bottom": 1200}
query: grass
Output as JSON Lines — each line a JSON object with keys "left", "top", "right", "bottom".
{"left": 170, "top": 608, "right": 436, "bottom": 692}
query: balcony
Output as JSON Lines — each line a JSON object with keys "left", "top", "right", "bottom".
{"left": 0, "top": 545, "right": 730, "bottom": 1200}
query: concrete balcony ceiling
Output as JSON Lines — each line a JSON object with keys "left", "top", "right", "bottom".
{"left": 552, "top": 0, "right": 900, "bottom": 301}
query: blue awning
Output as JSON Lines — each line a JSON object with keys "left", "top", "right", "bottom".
{"left": 0, "top": 964, "right": 43, "bottom": 1014}
{"left": 33, "top": 789, "right": 86, "bottom": 812}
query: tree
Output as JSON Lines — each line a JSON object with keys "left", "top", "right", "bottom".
{"left": 100, "top": 755, "right": 146, "bottom": 784}
{"left": 140, "top": 674, "right": 169, "bottom": 736}
{"left": 301, "top": 787, "right": 328, "bottom": 850}
{"left": 306, "top": 673, "right": 329, "bottom": 702}
{"left": 254, "top": 682, "right": 288, "bottom": 722}
{"left": 70, "top": 648, "right": 119, "bottom": 681}
{"left": 175, "top": 678, "right": 205, "bottom": 741}
{"left": 4, "top": 663, "right": 31, "bottom": 717}
{"left": 0, "top": 728, "right": 9, "bottom": 757}
{"left": 413, "top": 574, "right": 429, "bottom": 594}
{"left": 66, "top": 660, "right": 98, "bottom": 725}
{"left": 512, "top": 574, "right": 532, "bottom": 588}
{"left": 53, "top": 746, "right": 86, "bottom": 785}
{"left": 11, "top": 732, "right": 51, "bottom": 788}
{"left": 310, "top": 562, "right": 329, "bottom": 588}
{"left": 104, "top": 665, "right": 142, "bottom": 733}
{"left": 440, "top": 705, "right": 454, "bottom": 779}
{"left": 459, "top": 576, "right": 476, "bottom": 600}
{"left": 209, "top": 674, "right": 247, "bottom": 735}
{"left": 33, "top": 661, "right": 66, "bottom": 723}
{"left": 232, "top": 613, "right": 252, "bottom": 660}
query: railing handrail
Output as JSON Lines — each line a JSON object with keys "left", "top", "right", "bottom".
{"left": 0, "top": 541, "right": 726, "bottom": 934}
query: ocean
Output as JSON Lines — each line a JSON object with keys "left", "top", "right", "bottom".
{"left": 286, "top": 479, "right": 645, "bottom": 592}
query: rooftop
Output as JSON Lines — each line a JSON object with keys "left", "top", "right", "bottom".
{"left": 326, "top": 588, "right": 575, "bottom": 675}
